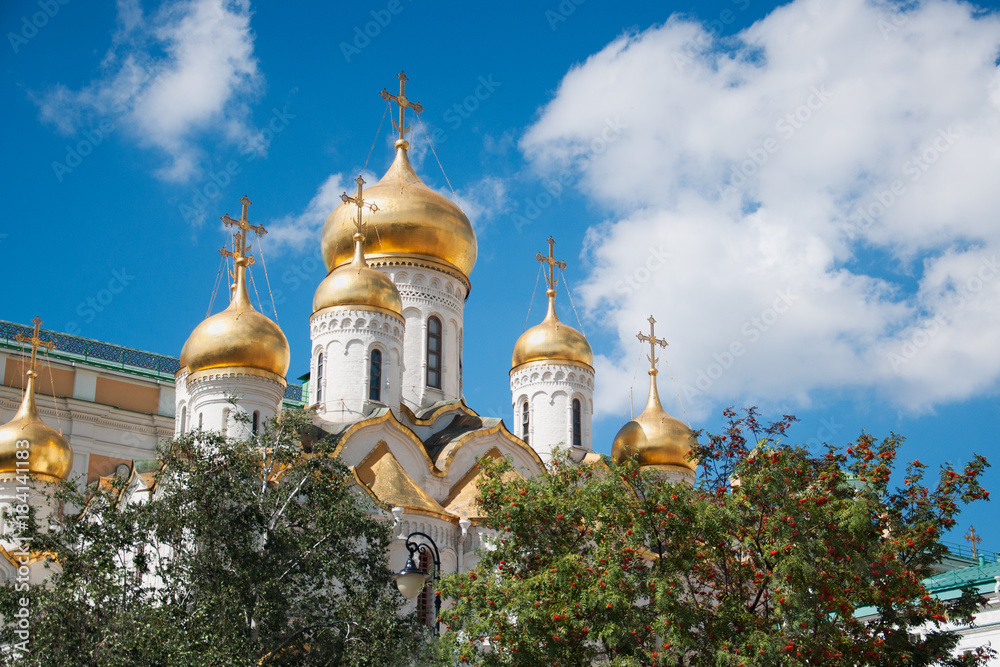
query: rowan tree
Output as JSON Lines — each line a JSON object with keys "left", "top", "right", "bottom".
{"left": 438, "top": 407, "right": 993, "bottom": 666}
{"left": 0, "top": 407, "right": 432, "bottom": 666}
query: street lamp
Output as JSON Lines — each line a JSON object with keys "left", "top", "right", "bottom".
{"left": 393, "top": 531, "right": 442, "bottom": 634}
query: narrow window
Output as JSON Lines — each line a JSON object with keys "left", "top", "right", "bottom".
{"left": 369, "top": 349, "right": 382, "bottom": 401}
{"left": 572, "top": 399, "right": 582, "bottom": 447}
{"left": 521, "top": 400, "right": 530, "bottom": 445}
{"left": 426, "top": 317, "right": 442, "bottom": 389}
{"left": 416, "top": 552, "right": 433, "bottom": 626}
{"left": 316, "top": 352, "right": 324, "bottom": 403}
{"left": 222, "top": 408, "right": 230, "bottom": 436}
{"left": 180, "top": 406, "right": 186, "bottom": 433}
{"left": 198, "top": 413, "right": 203, "bottom": 430}
{"left": 252, "top": 410, "right": 260, "bottom": 435}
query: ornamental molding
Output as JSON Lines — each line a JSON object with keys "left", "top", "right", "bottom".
{"left": 510, "top": 362, "right": 595, "bottom": 391}
{"left": 310, "top": 309, "right": 405, "bottom": 341}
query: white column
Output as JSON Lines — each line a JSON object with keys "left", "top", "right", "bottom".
{"left": 510, "top": 362, "right": 594, "bottom": 463}
{"left": 309, "top": 308, "right": 405, "bottom": 423}
{"left": 382, "top": 266, "right": 466, "bottom": 412}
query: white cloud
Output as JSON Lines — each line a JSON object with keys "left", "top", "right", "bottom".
{"left": 453, "top": 175, "right": 510, "bottom": 234}
{"left": 34, "top": 0, "right": 262, "bottom": 183}
{"left": 264, "top": 174, "right": 350, "bottom": 253}
{"left": 521, "top": 0, "right": 1000, "bottom": 419}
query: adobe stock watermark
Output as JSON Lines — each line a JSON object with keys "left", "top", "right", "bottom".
{"left": 51, "top": 79, "right": 149, "bottom": 183}
{"left": 340, "top": 0, "right": 411, "bottom": 63}
{"left": 841, "top": 127, "right": 960, "bottom": 240}
{"left": 64, "top": 268, "right": 135, "bottom": 335}
{"left": 673, "top": 0, "right": 753, "bottom": 73}
{"left": 3, "top": 456, "right": 36, "bottom": 660}
{"left": 804, "top": 415, "right": 843, "bottom": 450}
{"left": 545, "top": 0, "right": 587, "bottom": 30}
{"left": 683, "top": 287, "right": 797, "bottom": 399}
{"left": 442, "top": 75, "right": 500, "bottom": 132}
{"left": 887, "top": 254, "right": 999, "bottom": 372}
{"left": 511, "top": 117, "right": 628, "bottom": 234}
{"left": 717, "top": 85, "right": 832, "bottom": 202}
{"left": 174, "top": 104, "right": 295, "bottom": 224}
{"left": 7, "top": 0, "right": 71, "bottom": 54}
{"left": 270, "top": 255, "right": 326, "bottom": 306}
{"left": 615, "top": 245, "right": 671, "bottom": 296}
{"left": 877, "top": 10, "right": 908, "bottom": 39}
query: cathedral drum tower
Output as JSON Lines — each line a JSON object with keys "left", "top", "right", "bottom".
{"left": 320, "top": 72, "right": 477, "bottom": 414}
{"left": 310, "top": 176, "right": 405, "bottom": 421}
{"left": 176, "top": 197, "right": 290, "bottom": 437}
{"left": 510, "top": 238, "right": 595, "bottom": 463}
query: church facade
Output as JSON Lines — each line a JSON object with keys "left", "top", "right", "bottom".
{"left": 0, "top": 73, "right": 691, "bottom": 623}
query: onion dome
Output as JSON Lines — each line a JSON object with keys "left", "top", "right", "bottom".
{"left": 320, "top": 139, "right": 478, "bottom": 280}
{"left": 313, "top": 232, "right": 403, "bottom": 316}
{"left": 180, "top": 258, "right": 290, "bottom": 378}
{"left": 0, "top": 370, "right": 73, "bottom": 482}
{"left": 511, "top": 289, "right": 593, "bottom": 370}
{"left": 612, "top": 369, "right": 697, "bottom": 473}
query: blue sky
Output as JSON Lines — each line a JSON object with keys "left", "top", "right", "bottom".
{"left": 3, "top": 0, "right": 1000, "bottom": 550}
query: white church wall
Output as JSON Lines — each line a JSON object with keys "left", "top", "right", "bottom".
{"left": 383, "top": 266, "right": 467, "bottom": 412}
{"left": 310, "top": 307, "right": 404, "bottom": 422}
{"left": 184, "top": 371, "right": 285, "bottom": 438}
{"left": 510, "top": 361, "right": 594, "bottom": 463}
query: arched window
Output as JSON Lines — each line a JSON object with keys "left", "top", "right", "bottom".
{"left": 521, "top": 400, "right": 530, "bottom": 445}
{"left": 369, "top": 349, "right": 382, "bottom": 401}
{"left": 252, "top": 410, "right": 260, "bottom": 435}
{"left": 426, "top": 317, "right": 442, "bottom": 389}
{"left": 572, "top": 399, "right": 582, "bottom": 447}
{"left": 198, "top": 413, "right": 203, "bottom": 430}
{"left": 222, "top": 408, "right": 230, "bottom": 437}
{"left": 316, "top": 352, "right": 324, "bottom": 403}
{"left": 180, "top": 406, "right": 187, "bottom": 433}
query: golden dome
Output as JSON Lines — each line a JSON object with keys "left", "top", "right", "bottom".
{"left": 313, "top": 233, "right": 402, "bottom": 316}
{"left": 0, "top": 371, "right": 73, "bottom": 481}
{"left": 611, "top": 371, "right": 697, "bottom": 472}
{"left": 180, "top": 259, "right": 290, "bottom": 377}
{"left": 511, "top": 290, "right": 593, "bottom": 370}
{"left": 320, "top": 140, "right": 477, "bottom": 280}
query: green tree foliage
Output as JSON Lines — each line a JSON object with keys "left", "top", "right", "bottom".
{"left": 439, "top": 408, "right": 993, "bottom": 666}
{"left": 0, "top": 408, "right": 430, "bottom": 666}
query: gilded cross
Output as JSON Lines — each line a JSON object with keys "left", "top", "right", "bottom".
{"left": 535, "top": 236, "right": 567, "bottom": 292}
{"left": 220, "top": 195, "right": 267, "bottom": 266}
{"left": 637, "top": 316, "right": 668, "bottom": 370}
{"left": 965, "top": 526, "right": 982, "bottom": 559}
{"left": 380, "top": 71, "right": 424, "bottom": 141}
{"left": 340, "top": 175, "right": 379, "bottom": 235}
{"left": 14, "top": 316, "right": 56, "bottom": 373}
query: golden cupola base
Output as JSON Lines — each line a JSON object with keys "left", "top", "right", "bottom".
{"left": 313, "top": 176, "right": 403, "bottom": 318}
{"left": 180, "top": 260, "right": 290, "bottom": 379}
{"left": 511, "top": 289, "right": 593, "bottom": 371}
{"left": 180, "top": 198, "right": 290, "bottom": 381}
{"left": 511, "top": 238, "right": 593, "bottom": 371}
{"left": 0, "top": 319, "right": 73, "bottom": 482}
{"left": 314, "top": 233, "right": 403, "bottom": 316}
{"left": 611, "top": 317, "right": 697, "bottom": 481}
{"left": 321, "top": 140, "right": 478, "bottom": 283}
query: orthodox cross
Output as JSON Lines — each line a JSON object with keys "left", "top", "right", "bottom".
{"left": 14, "top": 316, "right": 56, "bottom": 374}
{"left": 220, "top": 195, "right": 267, "bottom": 266}
{"left": 380, "top": 71, "right": 424, "bottom": 141}
{"left": 341, "top": 175, "right": 379, "bottom": 235}
{"left": 535, "top": 236, "right": 567, "bottom": 292}
{"left": 637, "top": 316, "right": 668, "bottom": 370}
{"left": 965, "top": 525, "right": 982, "bottom": 559}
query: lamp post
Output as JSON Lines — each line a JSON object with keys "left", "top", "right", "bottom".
{"left": 393, "top": 531, "right": 442, "bottom": 635}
